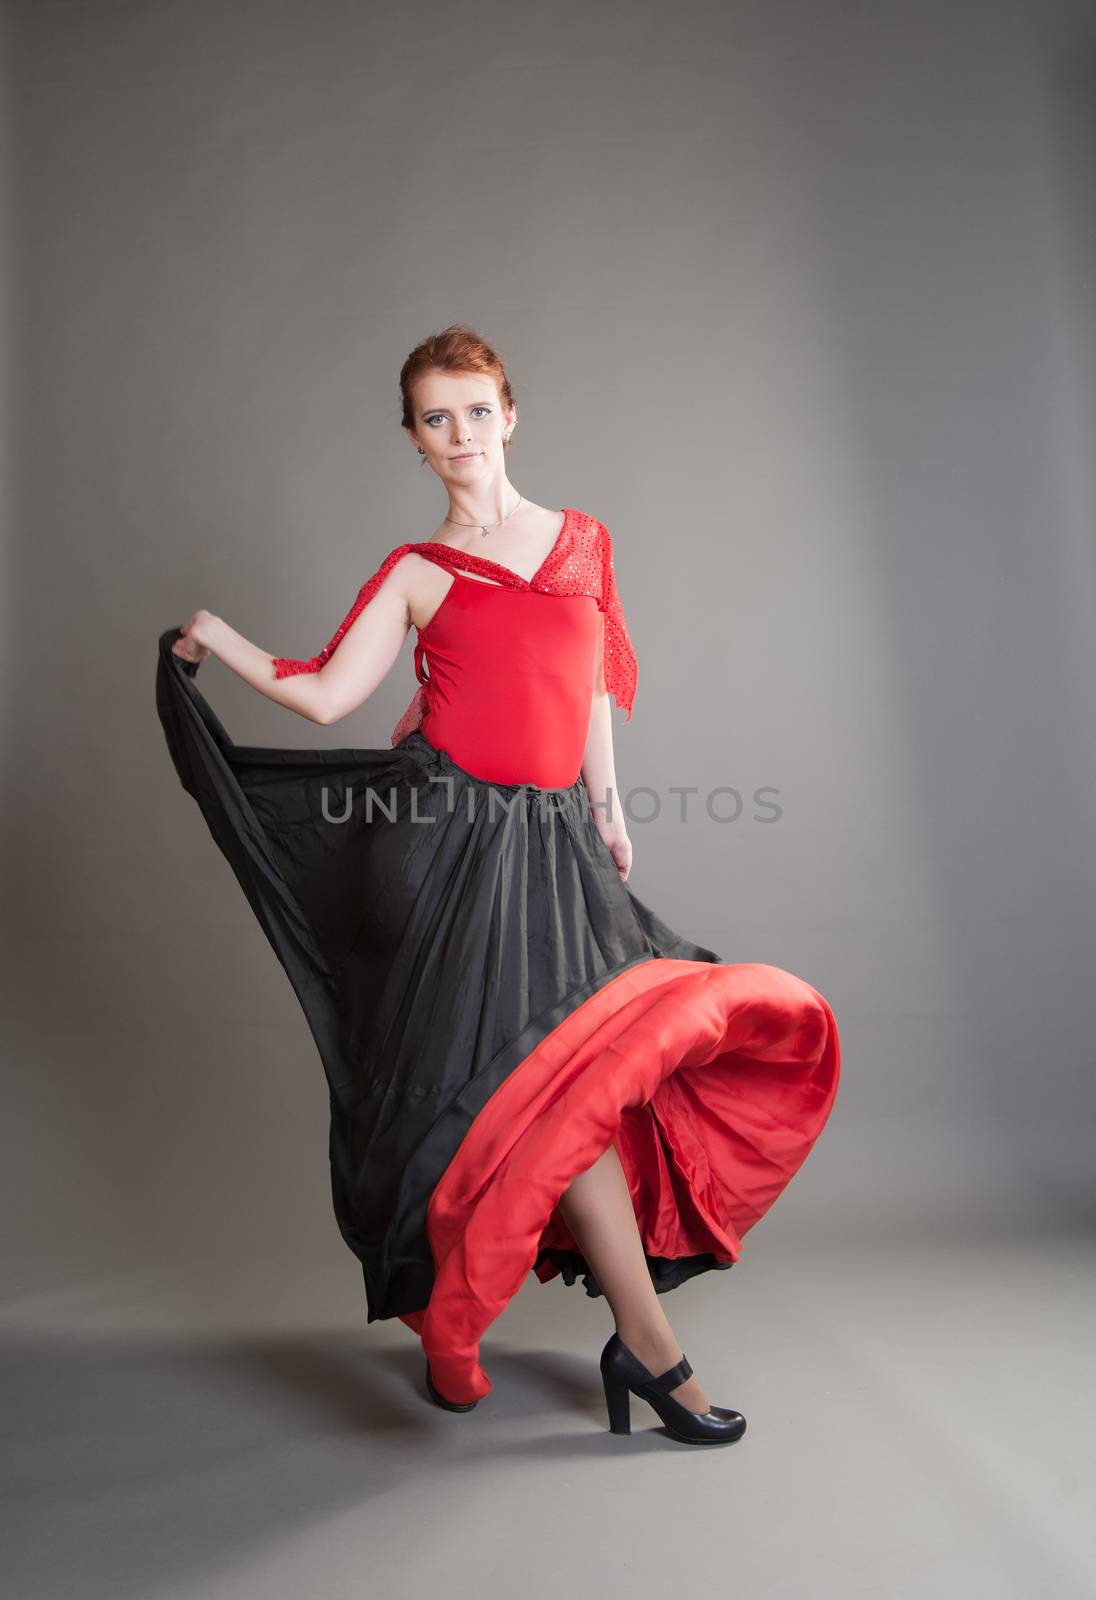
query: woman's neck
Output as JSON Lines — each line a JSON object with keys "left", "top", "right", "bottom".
{"left": 441, "top": 480, "right": 522, "bottom": 532}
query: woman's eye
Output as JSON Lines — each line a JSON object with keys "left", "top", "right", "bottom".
{"left": 425, "top": 408, "right": 491, "bottom": 426}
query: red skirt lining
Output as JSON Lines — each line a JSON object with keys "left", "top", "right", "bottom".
{"left": 400, "top": 956, "right": 841, "bottom": 1403}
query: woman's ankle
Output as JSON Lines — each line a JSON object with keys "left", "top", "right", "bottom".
{"left": 615, "top": 1320, "right": 682, "bottom": 1372}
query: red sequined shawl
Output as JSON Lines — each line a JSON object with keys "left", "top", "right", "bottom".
{"left": 271, "top": 508, "right": 638, "bottom": 744}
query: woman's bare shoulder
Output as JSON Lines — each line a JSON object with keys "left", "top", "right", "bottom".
{"left": 379, "top": 548, "right": 452, "bottom": 630}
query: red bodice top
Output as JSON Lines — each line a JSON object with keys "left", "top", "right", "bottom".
{"left": 271, "top": 507, "right": 638, "bottom": 788}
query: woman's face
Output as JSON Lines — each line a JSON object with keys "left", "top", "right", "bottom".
{"left": 406, "top": 371, "right": 515, "bottom": 482}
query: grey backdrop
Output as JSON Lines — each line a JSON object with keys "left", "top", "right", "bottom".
{"left": 4, "top": 2, "right": 1095, "bottom": 1597}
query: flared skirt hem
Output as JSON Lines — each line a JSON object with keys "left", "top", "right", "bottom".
{"left": 397, "top": 954, "right": 839, "bottom": 1404}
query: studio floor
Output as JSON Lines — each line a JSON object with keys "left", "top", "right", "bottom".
{"left": 3, "top": 1225, "right": 1093, "bottom": 1600}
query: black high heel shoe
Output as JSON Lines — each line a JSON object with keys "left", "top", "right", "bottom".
{"left": 599, "top": 1332, "right": 746, "bottom": 1445}
{"left": 425, "top": 1359, "right": 479, "bottom": 1411}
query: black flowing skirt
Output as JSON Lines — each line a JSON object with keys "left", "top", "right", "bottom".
{"left": 156, "top": 628, "right": 840, "bottom": 1403}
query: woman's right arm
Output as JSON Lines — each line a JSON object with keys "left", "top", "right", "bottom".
{"left": 172, "top": 557, "right": 417, "bottom": 725}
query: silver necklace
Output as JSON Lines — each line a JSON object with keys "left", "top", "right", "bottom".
{"left": 443, "top": 492, "right": 524, "bottom": 539}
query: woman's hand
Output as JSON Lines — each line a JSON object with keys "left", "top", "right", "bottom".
{"left": 172, "top": 610, "right": 220, "bottom": 665}
{"left": 596, "top": 821, "right": 633, "bottom": 882}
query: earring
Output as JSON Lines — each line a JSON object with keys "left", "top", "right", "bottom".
{"left": 418, "top": 447, "right": 427, "bottom": 466}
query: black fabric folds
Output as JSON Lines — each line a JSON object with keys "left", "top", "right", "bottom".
{"left": 155, "top": 628, "right": 724, "bottom": 1320}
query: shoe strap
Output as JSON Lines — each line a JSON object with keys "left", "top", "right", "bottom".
{"left": 647, "top": 1353, "right": 693, "bottom": 1395}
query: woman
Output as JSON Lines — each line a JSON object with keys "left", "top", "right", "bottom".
{"left": 158, "top": 323, "right": 841, "bottom": 1447}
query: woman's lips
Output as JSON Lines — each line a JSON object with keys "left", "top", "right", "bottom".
{"left": 451, "top": 452, "right": 481, "bottom": 460}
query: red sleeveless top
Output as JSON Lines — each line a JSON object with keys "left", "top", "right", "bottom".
{"left": 271, "top": 507, "right": 638, "bottom": 788}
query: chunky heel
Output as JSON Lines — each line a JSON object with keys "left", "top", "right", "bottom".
{"left": 602, "top": 1372, "right": 632, "bottom": 1434}
{"left": 599, "top": 1331, "right": 747, "bottom": 1446}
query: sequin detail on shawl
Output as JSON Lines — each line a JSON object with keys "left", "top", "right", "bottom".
{"left": 271, "top": 509, "right": 638, "bottom": 742}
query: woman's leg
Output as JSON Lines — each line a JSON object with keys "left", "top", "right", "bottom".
{"left": 556, "top": 1140, "right": 712, "bottom": 1414}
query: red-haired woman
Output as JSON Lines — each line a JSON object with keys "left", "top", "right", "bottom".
{"left": 159, "top": 324, "right": 840, "bottom": 1446}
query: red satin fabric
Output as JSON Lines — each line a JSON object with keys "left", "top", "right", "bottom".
{"left": 416, "top": 577, "right": 600, "bottom": 787}
{"left": 400, "top": 956, "right": 840, "bottom": 1404}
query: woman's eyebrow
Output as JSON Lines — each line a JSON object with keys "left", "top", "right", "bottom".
{"left": 419, "top": 403, "right": 492, "bottom": 417}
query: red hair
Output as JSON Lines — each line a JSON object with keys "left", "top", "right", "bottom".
{"left": 399, "top": 323, "right": 515, "bottom": 437}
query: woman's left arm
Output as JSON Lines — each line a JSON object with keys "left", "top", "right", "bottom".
{"left": 581, "top": 613, "right": 633, "bottom": 882}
